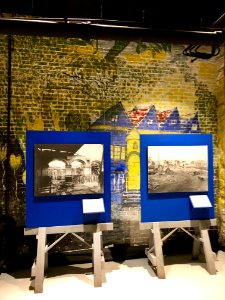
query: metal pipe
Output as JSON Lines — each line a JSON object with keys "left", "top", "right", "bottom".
{"left": 5, "top": 35, "right": 13, "bottom": 215}
{"left": 212, "top": 12, "right": 225, "bottom": 28}
{"left": 0, "top": 18, "right": 224, "bottom": 45}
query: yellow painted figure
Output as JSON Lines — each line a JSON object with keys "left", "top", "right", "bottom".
{"left": 126, "top": 129, "right": 140, "bottom": 191}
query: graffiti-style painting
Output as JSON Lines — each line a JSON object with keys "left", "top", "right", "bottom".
{"left": 90, "top": 101, "right": 202, "bottom": 207}
{"left": 147, "top": 145, "right": 208, "bottom": 193}
{"left": 34, "top": 143, "right": 104, "bottom": 196}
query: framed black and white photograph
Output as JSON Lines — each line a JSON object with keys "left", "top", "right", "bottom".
{"left": 147, "top": 145, "right": 208, "bottom": 193}
{"left": 34, "top": 143, "right": 104, "bottom": 196}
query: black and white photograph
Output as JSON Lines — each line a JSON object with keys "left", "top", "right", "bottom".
{"left": 147, "top": 145, "right": 208, "bottom": 193}
{"left": 34, "top": 143, "right": 104, "bottom": 196}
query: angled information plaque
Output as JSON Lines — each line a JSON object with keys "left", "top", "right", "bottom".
{"left": 189, "top": 195, "right": 212, "bottom": 209}
{"left": 82, "top": 198, "right": 105, "bottom": 214}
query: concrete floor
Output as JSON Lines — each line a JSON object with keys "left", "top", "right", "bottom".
{"left": 1, "top": 250, "right": 225, "bottom": 300}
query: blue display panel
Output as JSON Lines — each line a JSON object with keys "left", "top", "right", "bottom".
{"left": 140, "top": 134, "right": 214, "bottom": 222}
{"left": 26, "top": 130, "right": 111, "bottom": 228}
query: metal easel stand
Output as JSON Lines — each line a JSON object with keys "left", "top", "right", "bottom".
{"left": 24, "top": 223, "right": 113, "bottom": 293}
{"left": 140, "top": 219, "right": 217, "bottom": 279}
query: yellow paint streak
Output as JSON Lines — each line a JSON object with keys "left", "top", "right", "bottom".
{"left": 24, "top": 113, "right": 44, "bottom": 130}
{"left": 0, "top": 145, "right": 7, "bottom": 161}
{"left": 127, "top": 154, "right": 140, "bottom": 190}
{"left": 67, "top": 44, "right": 103, "bottom": 59}
{"left": 90, "top": 125, "right": 131, "bottom": 132}
{"left": 195, "top": 61, "right": 217, "bottom": 93}
{"left": 122, "top": 70, "right": 197, "bottom": 116}
{"left": 10, "top": 154, "right": 22, "bottom": 170}
{"left": 126, "top": 129, "right": 140, "bottom": 190}
{"left": 51, "top": 111, "right": 61, "bottom": 131}
{"left": 127, "top": 128, "right": 140, "bottom": 141}
{"left": 138, "top": 130, "right": 182, "bottom": 135}
{"left": 22, "top": 170, "right": 26, "bottom": 185}
{"left": 123, "top": 49, "right": 167, "bottom": 63}
{"left": 218, "top": 156, "right": 225, "bottom": 209}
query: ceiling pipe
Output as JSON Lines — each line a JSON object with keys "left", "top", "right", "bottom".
{"left": 5, "top": 35, "right": 13, "bottom": 215}
{"left": 0, "top": 17, "right": 224, "bottom": 45}
{"left": 212, "top": 12, "right": 225, "bottom": 28}
{"left": 183, "top": 12, "right": 225, "bottom": 60}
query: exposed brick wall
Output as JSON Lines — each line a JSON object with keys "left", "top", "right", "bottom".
{"left": 0, "top": 34, "right": 224, "bottom": 248}
{"left": 216, "top": 46, "right": 225, "bottom": 246}
{"left": 0, "top": 35, "right": 10, "bottom": 213}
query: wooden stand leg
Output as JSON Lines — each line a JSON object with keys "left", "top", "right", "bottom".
{"left": 145, "top": 228, "right": 157, "bottom": 273}
{"left": 192, "top": 228, "right": 201, "bottom": 260}
{"left": 153, "top": 222, "right": 165, "bottom": 279}
{"left": 34, "top": 227, "right": 47, "bottom": 293}
{"left": 101, "top": 252, "right": 106, "bottom": 283}
{"left": 148, "top": 226, "right": 154, "bottom": 250}
{"left": 145, "top": 223, "right": 165, "bottom": 279}
{"left": 199, "top": 221, "right": 216, "bottom": 275}
{"left": 44, "top": 246, "right": 48, "bottom": 271}
{"left": 92, "top": 231, "right": 102, "bottom": 287}
{"left": 142, "top": 220, "right": 217, "bottom": 279}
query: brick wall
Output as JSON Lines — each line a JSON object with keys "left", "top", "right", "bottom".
{"left": 216, "top": 46, "right": 225, "bottom": 246}
{"left": 0, "top": 34, "right": 224, "bottom": 248}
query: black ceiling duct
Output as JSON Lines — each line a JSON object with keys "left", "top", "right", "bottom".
{"left": 0, "top": 17, "right": 224, "bottom": 46}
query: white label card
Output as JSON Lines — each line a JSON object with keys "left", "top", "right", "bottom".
{"left": 82, "top": 198, "right": 105, "bottom": 214}
{"left": 189, "top": 195, "right": 212, "bottom": 208}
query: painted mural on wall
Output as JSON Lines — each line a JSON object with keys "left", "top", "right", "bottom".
{"left": 0, "top": 102, "right": 201, "bottom": 222}
{"left": 0, "top": 35, "right": 219, "bottom": 227}
{"left": 89, "top": 101, "right": 201, "bottom": 217}
{"left": 0, "top": 132, "right": 26, "bottom": 221}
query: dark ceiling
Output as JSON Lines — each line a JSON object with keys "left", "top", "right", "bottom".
{"left": 1, "top": 0, "right": 225, "bottom": 29}
{"left": 0, "top": 1, "right": 224, "bottom": 47}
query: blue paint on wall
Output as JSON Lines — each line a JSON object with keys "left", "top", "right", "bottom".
{"left": 138, "top": 106, "right": 159, "bottom": 130}
{"left": 180, "top": 113, "right": 201, "bottom": 133}
{"left": 110, "top": 130, "right": 127, "bottom": 146}
{"left": 92, "top": 101, "right": 133, "bottom": 128}
{"left": 160, "top": 107, "right": 181, "bottom": 131}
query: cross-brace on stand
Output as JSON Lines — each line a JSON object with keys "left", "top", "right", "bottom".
{"left": 140, "top": 219, "right": 217, "bottom": 279}
{"left": 24, "top": 223, "right": 113, "bottom": 293}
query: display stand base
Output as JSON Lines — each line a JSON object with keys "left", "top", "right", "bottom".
{"left": 24, "top": 223, "right": 113, "bottom": 293}
{"left": 140, "top": 219, "right": 217, "bottom": 279}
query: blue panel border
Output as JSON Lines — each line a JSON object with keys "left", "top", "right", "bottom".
{"left": 140, "top": 134, "right": 214, "bottom": 222}
{"left": 26, "top": 130, "right": 111, "bottom": 228}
